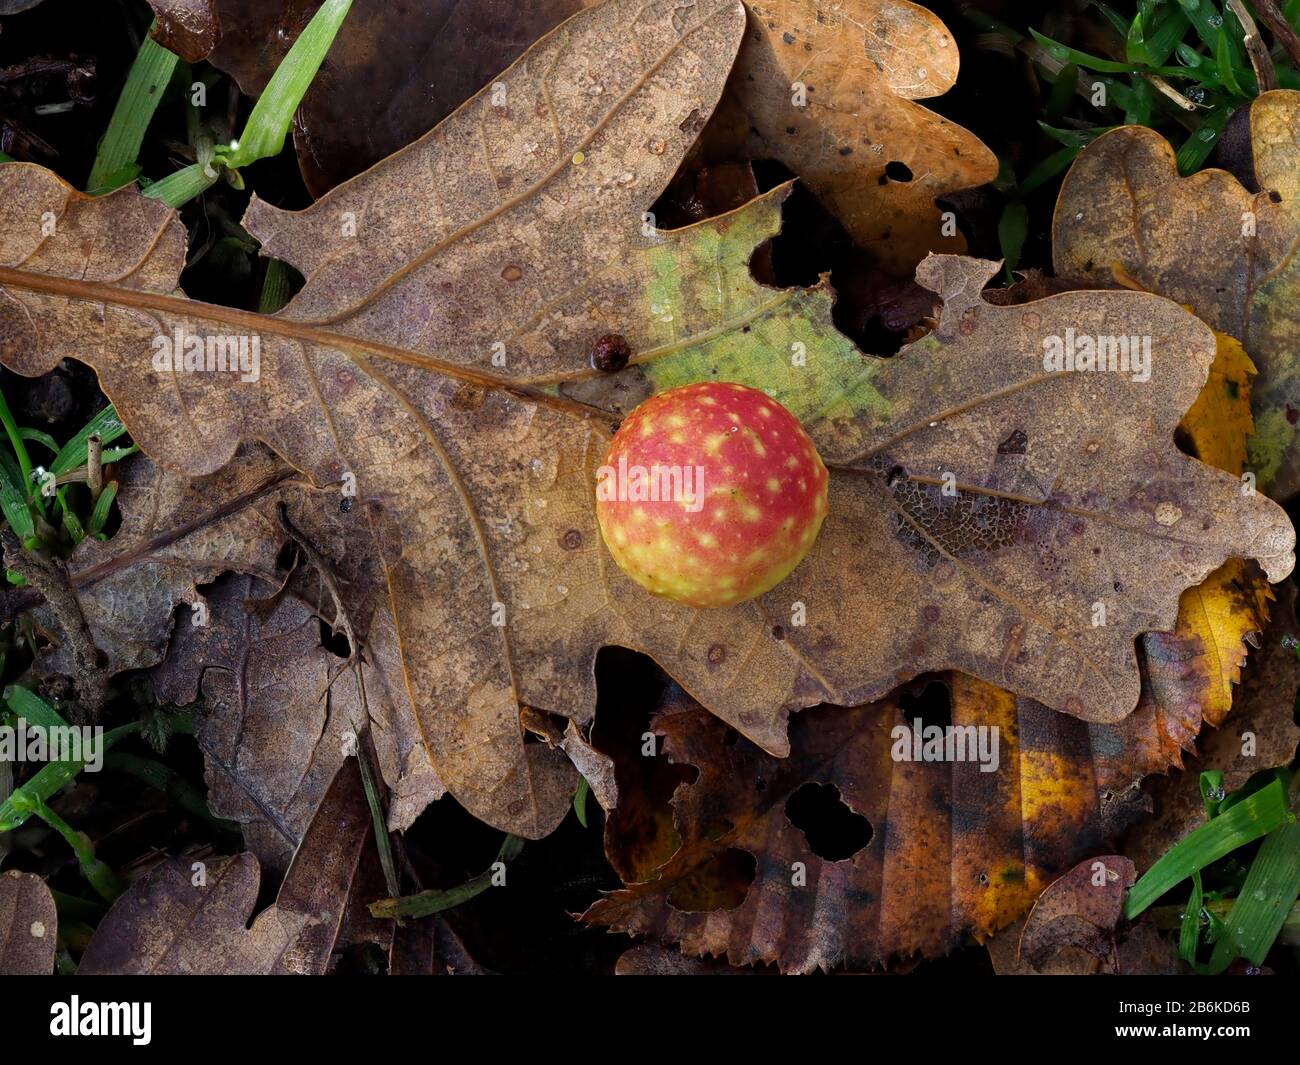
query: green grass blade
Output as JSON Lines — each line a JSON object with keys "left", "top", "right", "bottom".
{"left": 224, "top": 0, "right": 352, "bottom": 169}
{"left": 4, "top": 684, "right": 71, "bottom": 730}
{"left": 998, "top": 200, "right": 1028, "bottom": 280}
{"left": 0, "top": 450, "right": 35, "bottom": 541}
{"left": 86, "top": 480, "right": 119, "bottom": 537}
{"left": 1125, "top": 779, "right": 1291, "bottom": 919}
{"left": 369, "top": 835, "right": 524, "bottom": 919}
{"left": 141, "top": 161, "right": 219, "bottom": 208}
{"left": 573, "top": 776, "right": 590, "bottom": 828}
{"left": 0, "top": 720, "right": 141, "bottom": 832}
{"left": 51, "top": 405, "right": 128, "bottom": 476}
{"left": 1207, "top": 819, "right": 1300, "bottom": 971}
{"left": 0, "top": 386, "right": 35, "bottom": 493}
{"left": 1176, "top": 105, "right": 1234, "bottom": 174}
{"left": 18, "top": 427, "right": 59, "bottom": 454}
{"left": 258, "top": 258, "right": 296, "bottom": 314}
{"left": 87, "top": 31, "right": 179, "bottom": 195}
{"left": 1020, "top": 145, "right": 1080, "bottom": 194}
{"left": 1179, "top": 870, "right": 1204, "bottom": 965}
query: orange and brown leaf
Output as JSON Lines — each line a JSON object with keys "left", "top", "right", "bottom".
{"left": 584, "top": 674, "right": 1172, "bottom": 972}
{"left": 693, "top": 0, "right": 998, "bottom": 273}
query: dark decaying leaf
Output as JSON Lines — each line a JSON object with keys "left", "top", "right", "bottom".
{"left": 152, "top": 571, "right": 443, "bottom": 875}
{"left": 389, "top": 915, "right": 494, "bottom": 975}
{"left": 986, "top": 914, "right": 1183, "bottom": 976}
{"left": 21, "top": 446, "right": 292, "bottom": 681}
{"left": 209, "top": 0, "right": 592, "bottom": 197}
{"left": 1016, "top": 854, "right": 1135, "bottom": 971}
{"left": 0, "top": 869, "right": 57, "bottom": 976}
{"left": 146, "top": 0, "right": 222, "bottom": 63}
{"left": 585, "top": 675, "right": 1161, "bottom": 972}
{"left": 78, "top": 759, "right": 372, "bottom": 974}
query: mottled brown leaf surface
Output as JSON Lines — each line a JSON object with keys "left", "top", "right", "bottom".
{"left": 691, "top": 0, "right": 997, "bottom": 273}
{"left": 585, "top": 675, "right": 1159, "bottom": 972}
{"left": 1054, "top": 90, "right": 1300, "bottom": 499}
{"left": 1017, "top": 855, "right": 1134, "bottom": 971}
{"left": 153, "top": 572, "right": 443, "bottom": 874}
{"left": 78, "top": 760, "right": 372, "bottom": 974}
{"left": 0, "top": 869, "right": 56, "bottom": 975}
{"left": 0, "top": 0, "right": 1291, "bottom": 839}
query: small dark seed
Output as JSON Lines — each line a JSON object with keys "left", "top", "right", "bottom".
{"left": 590, "top": 333, "right": 632, "bottom": 373}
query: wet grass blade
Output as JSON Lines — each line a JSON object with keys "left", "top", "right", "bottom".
{"left": 1125, "top": 778, "right": 1291, "bottom": 919}
{"left": 1206, "top": 818, "right": 1300, "bottom": 971}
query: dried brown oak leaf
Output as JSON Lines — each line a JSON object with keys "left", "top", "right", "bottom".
{"left": 586, "top": 676, "right": 1157, "bottom": 972}
{"left": 0, "top": 870, "right": 57, "bottom": 975}
{"left": 1054, "top": 89, "right": 1300, "bottom": 500}
{"left": 1016, "top": 855, "right": 1135, "bottom": 972}
{"left": 0, "top": 0, "right": 1292, "bottom": 839}
{"left": 203, "top": 0, "right": 994, "bottom": 269}
{"left": 146, "top": 0, "right": 222, "bottom": 63}
{"left": 78, "top": 760, "right": 372, "bottom": 974}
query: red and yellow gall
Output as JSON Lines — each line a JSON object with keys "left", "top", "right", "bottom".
{"left": 595, "top": 382, "right": 830, "bottom": 608}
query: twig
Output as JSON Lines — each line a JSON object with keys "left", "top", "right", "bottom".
{"left": 1254, "top": 0, "right": 1300, "bottom": 73}
{"left": 1227, "top": 0, "right": 1278, "bottom": 93}
{"left": 86, "top": 433, "right": 103, "bottom": 501}
{"left": 1146, "top": 74, "right": 1199, "bottom": 111}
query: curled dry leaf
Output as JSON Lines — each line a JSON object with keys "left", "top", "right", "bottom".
{"left": 13, "top": 444, "right": 292, "bottom": 681}
{"left": 0, "top": 0, "right": 1291, "bottom": 838}
{"left": 585, "top": 676, "right": 1163, "bottom": 973}
{"left": 78, "top": 760, "right": 372, "bottom": 974}
{"left": 0, "top": 869, "right": 57, "bottom": 975}
{"left": 1016, "top": 855, "right": 1135, "bottom": 972}
{"left": 1054, "top": 89, "right": 1300, "bottom": 499}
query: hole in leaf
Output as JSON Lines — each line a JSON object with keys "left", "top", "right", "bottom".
{"left": 784, "top": 782, "right": 873, "bottom": 861}
{"left": 897, "top": 679, "right": 951, "bottom": 728}
{"left": 884, "top": 160, "right": 913, "bottom": 182}
{"left": 318, "top": 619, "right": 351, "bottom": 658}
